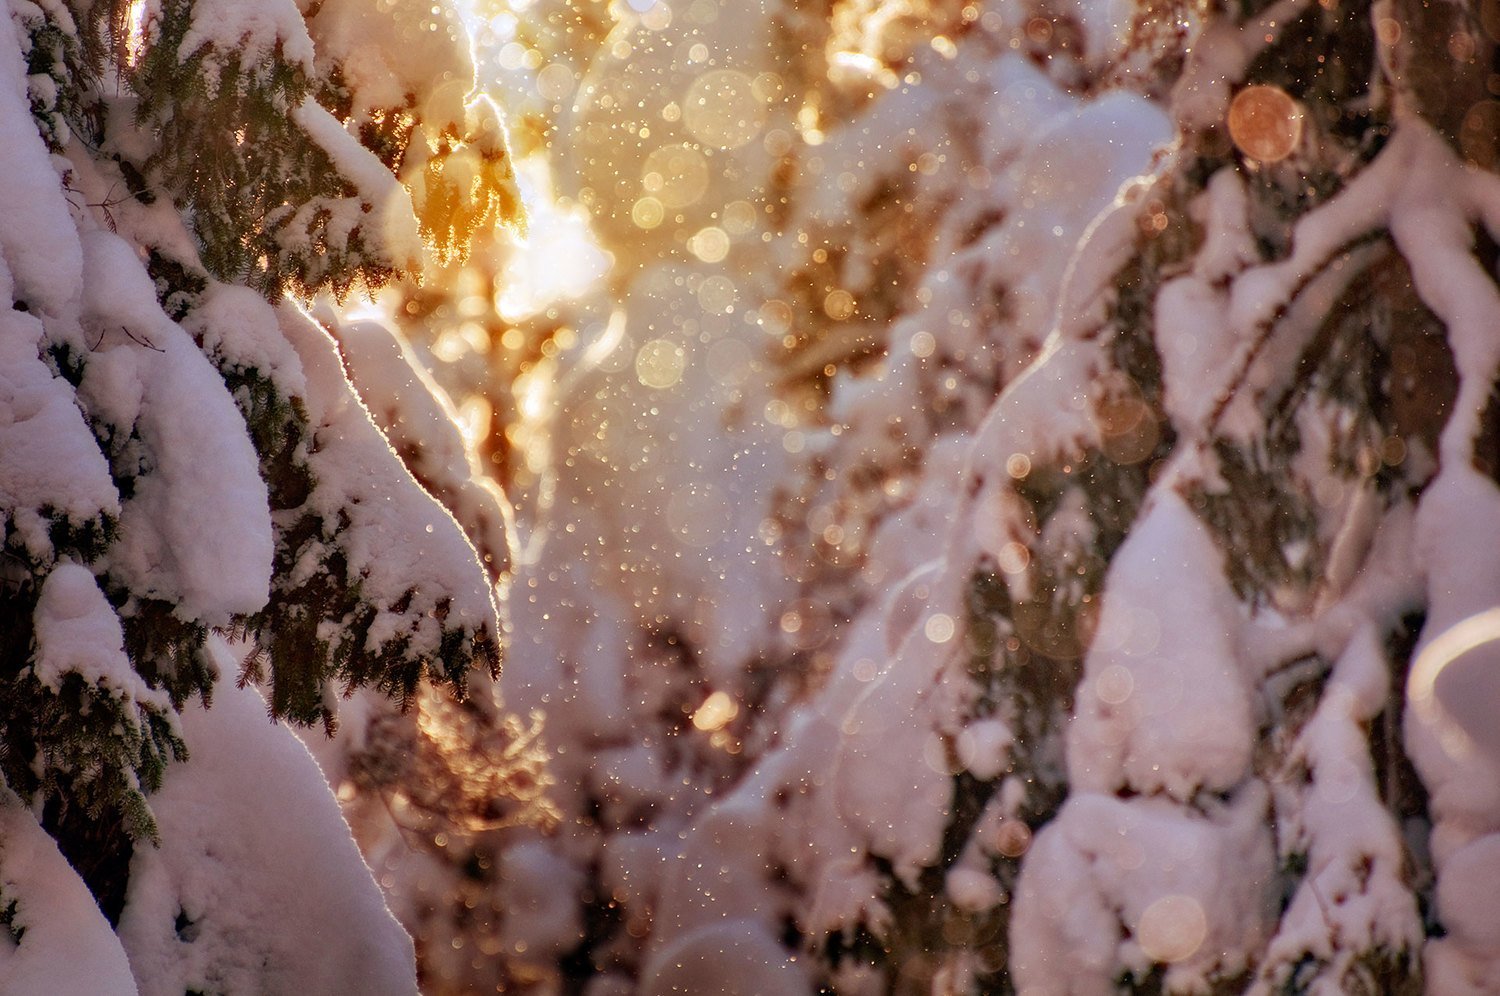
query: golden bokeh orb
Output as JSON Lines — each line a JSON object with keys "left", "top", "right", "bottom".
{"left": 1227, "top": 85, "right": 1303, "bottom": 163}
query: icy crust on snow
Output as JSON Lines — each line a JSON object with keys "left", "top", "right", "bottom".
{"left": 0, "top": 7, "right": 80, "bottom": 319}
{"left": 0, "top": 792, "right": 138, "bottom": 996}
{"left": 276, "top": 304, "right": 499, "bottom": 659}
{"left": 1068, "top": 489, "right": 1252, "bottom": 801}
{"left": 31, "top": 563, "right": 171, "bottom": 713}
{"left": 324, "top": 316, "right": 514, "bottom": 576}
{"left": 116, "top": 638, "right": 418, "bottom": 996}
{"left": 1011, "top": 787, "right": 1276, "bottom": 994}
{"left": 173, "top": 0, "right": 316, "bottom": 76}
{"left": 0, "top": 310, "right": 117, "bottom": 560}
{"left": 75, "top": 229, "right": 274, "bottom": 624}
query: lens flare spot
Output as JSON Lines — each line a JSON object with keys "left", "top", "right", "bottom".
{"left": 697, "top": 274, "right": 738, "bottom": 313}
{"left": 823, "top": 289, "right": 855, "bottom": 321}
{"left": 1227, "top": 85, "right": 1303, "bottom": 162}
{"left": 1138, "top": 894, "right": 1208, "bottom": 965}
{"left": 692, "top": 691, "right": 739, "bottom": 732}
{"left": 642, "top": 143, "right": 709, "bottom": 208}
{"left": 925, "top": 613, "right": 955, "bottom": 644}
{"left": 1096, "top": 664, "right": 1135, "bottom": 705}
{"left": 684, "top": 70, "right": 767, "bottom": 150}
{"left": 632, "top": 196, "right": 665, "bottom": 229}
{"left": 636, "top": 338, "right": 686, "bottom": 389}
{"left": 689, "top": 226, "right": 731, "bottom": 263}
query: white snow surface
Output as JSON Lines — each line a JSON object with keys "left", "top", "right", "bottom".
{"left": 116, "top": 638, "right": 418, "bottom": 996}
{"left": 0, "top": 8, "right": 80, "bottom": 319}
{"left": 1011, "top": 786, "right": 1276, "bottom": 994}
{"left": 302, "top": 0, "right": 475, "bottom": 128}
{"left": 78, "top": 229, "right": 274, "bottom": 624}
{"left": 31, "top": 563, "right": 171, "bottom": 714}
{"left": 325, "top": 315, "right": 514, "bottom": 576}
{"left": 184, "top": 283, "right": 307, "bottom": 398}
{"left": 174, "top": 0, "right": 316, "bottom": 75}
{"left": 0, "top": 310, "right": 117, "bottom": 559}
{"left": 290, "top": 100, "right": 425, "bottom": 275}
{"left": 276, "top": 303, "right": 499, "bottom": 657}
{"left": 1067, "top": 488, "right": 1253, "bottom": 801}
{"left": 0, "top": 793, "right": 138, "bottom": 996}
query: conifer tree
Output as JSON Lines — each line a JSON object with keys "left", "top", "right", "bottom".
{"left": 0, "top": 0, "right": 522, "bottom": 988}
{"left": 470, "top": 0, "right": 1500, "bottom": 992}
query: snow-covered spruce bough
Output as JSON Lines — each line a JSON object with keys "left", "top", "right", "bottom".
{"left": 475, "top": 0, "right": 1500, "bottom": 992}
{"left": 0, "top": 0, "right": 524, "bottom": 991}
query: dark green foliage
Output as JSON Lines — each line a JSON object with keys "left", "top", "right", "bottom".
{"left": 0, "top": 578, "right": 183, "bottom": 862}
{"left": 0, "top": 892, "right": 23, "bottom": 945}
{"left": 17, "top": 6, "right": 81, "bottom": 152}
{"left": 118, "top": 599, "right": 215, "bottom": 711}
{"left": 209, "top": 351, "right": 498, "bottom": 730}
{"left": 1188, "top": 441, "right": 1320, "bottom": 603}
{"left": 147, "top": 250, "right": 207, "bottom": 322}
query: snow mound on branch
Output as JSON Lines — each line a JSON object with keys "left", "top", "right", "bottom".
{"left": 1011, "top": 786, "right": 1276, "bottom": 994}
{"left": 176, "top": 0, "right": 316, "bottom": 74}
{"left": 78, "top": 229, "right": 273, "bottom": 624}
{"left": 0, "top": 8, "right": 80, "bottom": 319}
{"left": 184, "top": 284, "right": 307, "bottom": 398}
{"left": 0, "top": 793, "right": 138, "bottom": 996}
{"left": 1067, "top": 488, "right": 1253, "bottom": 801}
{"left": 303, "top": 0, "right": 474, "bottom": 128}
{"left": 276, "top": 304, "right": 498, "bottom": 659}
{"left": 32, "top": 563, "right": 170, "bottom": 712}
{"left": 330, "top": 316, "right": 514, "bottom": 577}
{"left": 291, "top": 101, "right": 424, "bottom": 275}
{"left": 116, "top": 638, "right": 417, "bottom": 996}
{"left": 0, "top": 310, "right": 117, "bottom": 559}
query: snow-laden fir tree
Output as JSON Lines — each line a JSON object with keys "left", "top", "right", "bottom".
{"left": 0, "top": 0, "right": 530, "bottom": 991}
{"left": 453, "top": 0, "right": 1500, "bottom": 991}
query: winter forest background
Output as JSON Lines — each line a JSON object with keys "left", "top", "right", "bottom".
{"left": 0, "top": 0, "right": 1498, "bottom": 992}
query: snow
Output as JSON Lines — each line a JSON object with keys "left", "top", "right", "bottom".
{"left": 0, "top": 310, "right": 118, "bottom": 559}
{"left": 0, "top": 8, "right": 80, "bottom": 319}
{"left": 0, "top": 0, "right": 1489, "bottom": 989}
{"left": 638, "top": 918, "right": 811, "bottom": 996}
{"left": 303, "top": 0, "right": 475, "bottom": 129}
{"left": 1255, "top": 624, "right": 1422, "bottom": 992}
{"left": 31, "top": 563, "right": 171, "bottom": 713}
{"left": 1011, "top": 786, "right": 1276, "bottom": 994}
{"left": 77, "top": 229, "right": 274, "bottom": 624}
{"left": 0, "top": 792, "right": 138, "bottom": 996}
{"left": 183, "top": 284, "right": 307, "bottom": 398}
{"left": 116, "top": 638, "right": 418, "bottom": 996}
{"left": 495, "top": 839, "right": 585, "bottom": 964}
{"left": 1067, "top": 488, "right": 1253, "bottom": 801}
{"left": 276, "top": 303, "right": 499, "bottom": 659}
{"left": 291, "top": 100, "right": 424, "bottom": 276}
{"left": 174, "top": 0, "right": 316, "bottom": 76}
{"left": 322, "top": 314, "right": 515, "bottom": 576}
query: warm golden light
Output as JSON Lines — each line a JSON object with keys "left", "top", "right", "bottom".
{"left": 691, "top": 691, "right": 739, "bottom": 732}
{"left": 1227, "top": 85, "right": 1303, "bottom": 162}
